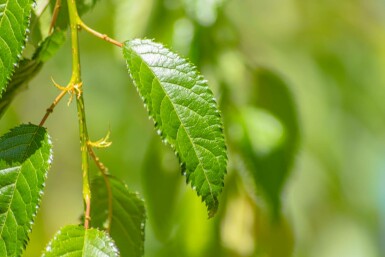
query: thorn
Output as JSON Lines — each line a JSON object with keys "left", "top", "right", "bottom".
{"left": 74, "top": 82, "right": 83, "bottom": 99}
{"left": 51, "top": 77, "right": 83, "bottom": 105}
{"left": 51, "top": 77, "right": 67, "bottom": 91}
{"left": 88, "top": 130, "right": 112, "bottom": 148}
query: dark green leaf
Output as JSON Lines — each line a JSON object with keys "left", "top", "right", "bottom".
{"left": 90, "top": 176, "right": 146, "bottom": 257}
{"left": 0, "top": 124, "right": 52, "bottom": 256}
{"left": 236, "top": 68, "right": 300, "bottom": 216}
{"left": 0, "top": 30, "right": 66, "bottom": 118}
{"left": 0, "top": 0, "right": 34, "bottom": 97}
{"left": 254, "top": 68, "right": 300, "bottom": 147}
{"left": 123, "top": 39, "right": 227, "bottom": 217}
{"left": 42, "top": 225, "right": 119, "bottom": 257}
{"left": 33, "top": 29, "right": 66, "bottom": 62}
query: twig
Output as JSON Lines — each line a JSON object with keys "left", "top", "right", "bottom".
{"left": 78, "top": 20, "right": 123, "bottom": 48}
{"left": 49, "top": 0, "right": 62, "bottom": 34}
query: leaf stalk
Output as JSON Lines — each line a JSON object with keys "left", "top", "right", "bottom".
{"left": 49, "top": 0, "right": 62, "bottom": 34}
{"left": 78, "top": 21, "right": 123, "bottom": 48}
{"left": 39, "top": 89, "right": 67, "bottom": 126}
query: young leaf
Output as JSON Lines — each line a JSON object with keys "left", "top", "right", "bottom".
{"left": 0, "top": 30, "right": 66, "bottom": 118}
{"left": 90, "top": 176, "right": 146, "bottom": 257}
{"left": 123, "top": 39, "right": 227, "bottom": 217}
{"left": 0, "top": 0, "right": 34, "bottom": 98}
{"left": 42, "top": 225, "right": 119, "bottom": 257}
{"left": 0, "top": 124, "right": 52, "bottom": 256}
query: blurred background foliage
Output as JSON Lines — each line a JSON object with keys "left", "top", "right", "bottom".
{"left": 0, "top": 0, "right": 383, "bottom": 256}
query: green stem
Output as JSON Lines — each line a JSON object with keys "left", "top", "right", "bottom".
{"left": 77, "top": 96, "right": 91, "bottom": 229}
{"left": 67, "top": 0, "right": 91, "bottom": 229}
{"left": 67, "top": 0, "right": 81, "bottom": 82}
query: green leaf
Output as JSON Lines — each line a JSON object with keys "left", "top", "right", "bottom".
{"left": 254, "top": 68, "right": 300, "bottom": 151}
{"left": 123, "top": 39, "right": 227, "bottom": 217}
{"left": 33, "top": 29, "right": 66, "bottom": 62}
{"left": 0, "top": 124, "right": 52, "bottom": 256}
{"left": 90, "top": 176, "right": 146, "bottom": 257}
{"left": 42, "top": 225, "right": 119, "bottom": 257}
{"left": 0, "top": 30, "right": 66, "bottom": 118}
{"left": 0, "top": 0, "right": 34, "bottom": 98}
{"left": 235, "top": 68, "right": 300, "bottom": 217}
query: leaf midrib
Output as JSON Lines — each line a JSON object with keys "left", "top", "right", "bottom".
{"left": 0, "top": 127, "right": 41, "bottom": 240}
{"left": 131, "top": 47, "right": 216, "bottom": 201}
{"left": 0, "top": 1, "right": 10, "bottom": 28}
{"left": 0, "top": 166, "right": 20, "bottom": 235}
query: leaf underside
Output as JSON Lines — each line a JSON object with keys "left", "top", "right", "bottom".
{"left": 0, "top": 0, "right": 34, "bottom": 98}
{"left": 0, "top": 124, "right": 52, "bottom": 256}
{"left": 42, "top": 225, "right": 119, "bottom": 257}
{"left": 90, "top": 176, "right": 146, "bottom": 257}
{"left": 123, "top": 39, "right": 227, "bottom": 217}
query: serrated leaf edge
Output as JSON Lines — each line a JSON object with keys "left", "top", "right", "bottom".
{"left": 0, "top": 124, "right": 53, "bottom": 255}
{"left": 0, "top": 1, "right": 34, "bottom": 97}
{"left": 124, "top": 39, "right": 227, "bottom": 216}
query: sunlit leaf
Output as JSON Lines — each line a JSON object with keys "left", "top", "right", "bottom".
{"left": 123, "top": 39, "right": 227, "bottom": 217}
{"left": 0, "top": 0, "right": 34, "bottom": 97}
{"left": 0, "top": 124, "right": 52, "bottom": 256}
{"left": 42, "top": 225, "right": 119, "bottom": 257}
{"left": 90, "top": 176, "right": 146, "bottom": 257}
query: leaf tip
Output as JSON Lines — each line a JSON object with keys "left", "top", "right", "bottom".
{"left": 207, "top": 196, "right": 219, "bottom": 218}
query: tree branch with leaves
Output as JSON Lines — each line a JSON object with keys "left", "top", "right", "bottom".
{"left": 0, "top": 0, "right": 227, "bottom": 256}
